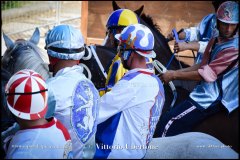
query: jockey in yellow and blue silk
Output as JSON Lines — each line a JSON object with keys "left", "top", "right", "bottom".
{"left": 100, "top": 9, "right": 153, "bottom": 96}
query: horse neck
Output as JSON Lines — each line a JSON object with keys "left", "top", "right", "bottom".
{"left": 140, "top": 14, "right": 189, "bottom": 70}
{"left": 15, "top": 51, "right": 50, "bottom": 79}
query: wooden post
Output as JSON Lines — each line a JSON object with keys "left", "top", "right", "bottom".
{"left": 81, "top": 1, "right": 88, "bottom": 43}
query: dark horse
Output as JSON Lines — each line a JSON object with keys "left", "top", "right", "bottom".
{"left": 112, "top": 1, "right": 239, "bottom": 152}
{"left": 80, "top": 45, "right": 116, "bottom": 89}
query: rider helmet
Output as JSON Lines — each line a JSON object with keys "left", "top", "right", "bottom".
{"left": 216, "top": 1, "right": 239, "bottom": 24}
{"left": 45, "top": 24, "right": 85, "bottom": 60}
{"left": 106, "top": 9, "right": 140, "bottom": 30}
{"left": 5, "top": 69, "right": 48, "bottom": 120}
{"left": 115, "top": 23, "right": 156, "bottom": 60}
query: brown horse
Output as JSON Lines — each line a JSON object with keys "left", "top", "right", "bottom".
{"left": 112, "top": 1, "right": 239, "bottom": 153}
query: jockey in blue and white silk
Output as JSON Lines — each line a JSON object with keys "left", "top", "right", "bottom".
{"left": 95, "top": 69, "right": 165, "bottom": 159}
{"left": 94, "top": 24, "right": 165, "bottom": 159}
{"left": 44, "top": 25, "right": 100, "bottom": 159}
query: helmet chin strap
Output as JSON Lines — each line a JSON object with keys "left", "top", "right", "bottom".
{"left": 128, "top": 52, "right": 134, "bottom": 69}
{"left": 123, "top": 51, "right": 134, "bottom": 70}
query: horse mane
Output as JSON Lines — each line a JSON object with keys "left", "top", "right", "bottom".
{"left": 141, "top": 13, "right": 162, "bottom": 34}
{"left": 95, "top": 45, "right": 117, "bottom": 53}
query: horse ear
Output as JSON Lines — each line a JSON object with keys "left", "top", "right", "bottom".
{"left": 3, "top": 32, "right": 14, "bottom": 49}
{"left": 29, "top": 27, "right": 40, "bottom": 45}
{"left": 134, "top": 5, "right": 144, "bottom": 16}
{"left": 112, "top": 1, "right": 121, "bottom": 11}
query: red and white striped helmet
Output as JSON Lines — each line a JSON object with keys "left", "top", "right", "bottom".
{"left": 5, "top": 69, "right": 48, "bottom": 120}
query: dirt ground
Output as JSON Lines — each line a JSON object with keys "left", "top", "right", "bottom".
{"left": 87, "top": 1, "right": 214, "bottom": 65}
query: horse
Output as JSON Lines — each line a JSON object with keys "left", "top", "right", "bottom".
{"left": 111, "top": 1, "right": 197, "bottom": 112}
{"left": 144, "top": 132, "right": 238, "bottom": 159}
{"left": 111, "top": 1, "right": 239, "bottom": 153}
{"left": 80, "top": 45, "right": 116, "bottom": 89}
{"left": 2, "top": 28, "right": 51, "bottom": 80}
{"left": 1, "top": 28, "right": 52, "bottom": 158}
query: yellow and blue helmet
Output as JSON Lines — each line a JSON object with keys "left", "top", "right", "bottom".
{"left": 106, "top": 9, "right": 140, "bottom": 30}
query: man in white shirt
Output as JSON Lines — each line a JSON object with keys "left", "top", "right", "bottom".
{"left": 44, "top": 24, "right": 99, "bottom": 158}
{"left": 94, "top": 24, "right": 165, "bottom": 159}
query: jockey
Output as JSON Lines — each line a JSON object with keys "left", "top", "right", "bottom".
{"left": 100, "top": 9, "right": 149, "bottom": 96}
{"left": 44, "top": 24, "right": 99, "bottom": 158}
{"left": 167, "top": 0, "right": 236, "bottom": 64}
{"left": 156, "top": 1, "right": 238, "bottom": 137}
{"left": 94, "top": 24, "right": 165, "bottom": 159}
{"left": 103, "top": 9, "right": 140, "bottom": 48}
{"left": 3, "top": 69, "right": 72, "bottom": 159}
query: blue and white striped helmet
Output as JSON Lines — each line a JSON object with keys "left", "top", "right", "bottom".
{"left": 115, "top": 24, "right": 156, "bottom": 58}
{"left": 45, "top": 24, "right": 85, "bottom": 60}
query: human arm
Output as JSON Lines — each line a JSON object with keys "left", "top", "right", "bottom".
{"left": 174, "top": 41, "right": 200, "bottom": 52}
{"left": 97, "top": 79, "right": 136, "bottom": 124}
{"left": 177, "top": 63, "right": 201, "bottom": 72}
{"left": 167, "top": 30, "right": 186, "bottom": 41}
{"left": 161, "top": 45, "right": 239, "bottom": 84}
{"left": 167, "top": 27, "right": 199, "bottom": 42}
{"left": 159, "top": 69, "right": 203, "bottom": 84}
{"left": 198, "top": 47, "right": 238, "bottom": 82}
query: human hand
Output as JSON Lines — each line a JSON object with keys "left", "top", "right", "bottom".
{"left": 174, "top": 42, "right": 189, "bottom": 53}
{"left": 166, "top": 32, "right": 174, "bottom": 42}
{"left": 159, "top": 70, "right": 175, "bottom": 84}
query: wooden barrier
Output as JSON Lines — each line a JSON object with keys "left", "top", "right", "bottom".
{"left": 86, "top": 37, "right": 104, "bottom": 45}
{"left": 81, "top": 1, "right": 88, "bottom": 42}
{"left": 81, "top": 2, "right": 104, "bottom": 46}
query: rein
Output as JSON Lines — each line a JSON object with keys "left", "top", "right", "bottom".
{"left": 152, "top": 60, "right": 177, "bottom": 108}
{"left": 90, "top": 45, "right": 107, "bottom": 79}
{"left": 81, "top": 45, "right": 108, "bottom": 80}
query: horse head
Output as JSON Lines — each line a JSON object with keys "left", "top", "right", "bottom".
{"left": 112, "top": 1, "right": 189, "bottom": 70}
{"left": 2, "top": 28, "right": 51, "bottom": 80}
{"left": 112, "top": 1, "right": 144, "bottom": 16}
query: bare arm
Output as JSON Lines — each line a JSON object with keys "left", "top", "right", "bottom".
{"left": 160, "top": 69, "right": 203, "bottom": 84}
{"left": 177, "top": 63, "right": 201, "bottom": 72}
{"left": 174, "top": 42, "right": 200, "bottom": 52}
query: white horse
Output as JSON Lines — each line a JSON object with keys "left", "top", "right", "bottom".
{"left": 2, "top": 28, "right": 51, "bottom": 80}
{"left": 145, "top": 132, "right": 238, "bottom": 159}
